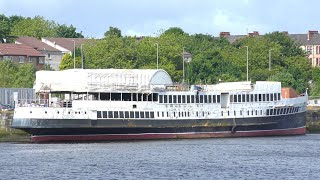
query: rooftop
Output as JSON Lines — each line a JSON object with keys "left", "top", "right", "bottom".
{"left": 0, "top": 44, "right": 45, "bottom": 57}
{"left": 15, "top": 36, "right": 60, "bottom": 52}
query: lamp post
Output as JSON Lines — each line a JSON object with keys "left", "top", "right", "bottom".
{"left": 81, "top": 44, "right": 84, "bottom": 69}
{"left": 244, "top": 46, "right": 249, "bottom": 81}
{"left": 72, "top": 40, "right": 75, "bottom": 69}
{"left": 269, "top": 49, "right": 273, "bottom": 71}
{"left": 182, "top": 47, "right": 185, "bottom": 84}
{"left": 155, "top": 43, "right": 159, "bottom": 69}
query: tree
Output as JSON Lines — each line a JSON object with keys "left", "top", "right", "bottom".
{"left": 59, "top": 53, "right": 81, "bottom": 70}
{"left": 0, "top": 60, "right": 17, "bottom": 87}
{"left": 0, "top": 14, "right": 11, "bottom": 41}
{"left": 104, "top": 26, "right": 122, "bottom": 38}
{"left": 56, "top": 24, "right": 84, "bottom": 38}
{"left": 13, "top": 64, "right": 36, "bottom": 88}
{"left": 162, "top": 27, "right": 187, "bottom": 36}
{"left": 10, "top": 16, "right": 57, "bottom": 38}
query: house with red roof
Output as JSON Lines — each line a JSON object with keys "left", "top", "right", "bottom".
{"left": 0, "top": 44, "right": 45, "bottom": 70}
{"left": 15, "top": 37, "right": 63, "bottom": 70}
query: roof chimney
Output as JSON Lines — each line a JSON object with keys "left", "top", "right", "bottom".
{"left": 308, "top": 30, "right": 318, "bottom": 40}
{"left": 219, "top": 32, "right": 230, "bottom": 37}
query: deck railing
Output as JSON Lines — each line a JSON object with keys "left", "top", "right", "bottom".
{"left": 15, "top": 99, "right": 72, "bottom": 108}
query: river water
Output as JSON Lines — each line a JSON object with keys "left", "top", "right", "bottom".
{"left": 0, "top": 135, "right": 320, "bottom": 179}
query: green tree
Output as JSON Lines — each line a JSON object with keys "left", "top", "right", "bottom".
{"left": 59, "top": 53, "right": 81, "bottom": 70}
{"left": 13, "top": 64, "right": 36, "bottom": 88}
{"left": 0, "top": 14, "right": 11, "bottom": 41}
{"left": 10, "top": 16, "right": 57, "bottom": 38}
{"left": 104, "top": 26, "right": 122, "bottom": 38}
{"left": 0, "top": 60, "right": 17, "bottom": 87}
{"left": 56, "top": 24, "right": 84, "bottom": 38}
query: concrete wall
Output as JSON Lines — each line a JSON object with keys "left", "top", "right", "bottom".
{"left": 0, "top": 88, "right": 35, "bottom": 106}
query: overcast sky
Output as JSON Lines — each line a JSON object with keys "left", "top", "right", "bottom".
{"left": 1, "top": 0, "right": 319, "bottom": 38}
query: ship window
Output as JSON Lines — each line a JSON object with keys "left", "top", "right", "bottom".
{"left": 221, "top": 111, "right": 223, "bottom": 116}
{"left": 130, "top": 111, "right": 134, "bottom": 118}
{"left": 68, "top": 112, "right": 71, "bottom": 114}
{"left": 203, "top": 111, "right": 205, "bottom": 116}
{"left": 103, "top": 111, "right": 107, "bottom": 118}
{"left": 255, "top": 110, "right": 258, "bottom": 115}
{"left": 254, "top": 94, "right": 257, "bottom": 102}
{"left": 182, "top": 95, "right": 186, "bottom": 103}
{"left": 57, "top": 111, "right": 60, "bottom": 114}
{"left": 200, "top": 95, "right": 204, "bottom": 103}
{"left": 228, "top": 111, "right": 230, "bottom": 116}
{"left": 125, "top": 111, "right": 129, "bottom": 118}
{"left": 150, "top": 112, "right": 154, "bottom": 118}
{"left": 250, "top": 94, "right": 254, "bottom": 102}
{"left": 178, "top": 95, "right": 181, "bottom": 103}
{"left": 173, "top": 95, "right": 177, "bottom": 103}
{"left": 159, "top": 95, "right": 163, "bottom": 103}
{"left": 204, "top": 95, "right": 208, "bottom": 103}
{"left": 274, "top": 93, "right": 277, "bottom": 101}
{"left": 240, "top": 111, "right": 242, "bottom": 115}
{"left": 280, "top": 108, "right": 283, "bottom": 114}
{"left": 185, "top": 112, "right": 187, "bottom": 117}
{"left": 174, "top": 112, "right": 176, "bottom": 117}
{"left": 97, "top": 111, "right": 102, "bottom": 118}
{"left": 247, "top": 111, "right": 249, "bottom": 115}
{"left": 277, "top": 109, "right": 280, "bottom": 115}
{"left": 120, "top": 111, "right": 124, "bottom": 118}
{"left": 157, "top": 112, "right": 160, "bottom": 117}
{"left": 122, "top": 93, "right": 131, "bottom": 101}
{"left": 100, "top": 93, "right": 111, "bottom": 100}
{"left": 111, "top": 93, "right": 121, "bottom": 101}
{"left": 260, "top": 110, "right": 262, "bottom": 115}
{"left": 238, "top": 94, "right": 241, "bottom": 102}
{"left": 246, "top": 94, "right": 249, "bottom": 102}
{"left": 179, "top": 112, "right": 181, "bottom": 117}
{"left": 133, "top": 104, "right": 137, "bottom": 109}
{"left": 153, "top": 93, "right": 158, "bottom": 101}
{"left": 234, "top": 95, "right": 237, "bottom": 102}
{"left": 191, "top": 95, "right": 195, "bottom": 103}
{"left": 251, "top": 110, "right": 254, "bottom": 115}
{"left": 266, "top": 94, "right": 270, "bottom": 101}
{"left": 195, "top": 95, "right": 199, "bottom": 103}
{"left": 258, "top": 94, "right": 262, "bottom": 101}
{"left": 208, "top": 95, "right": 212, "bottom": 103}
{"left": 133, "top": 93, "right": 137, "bottom": 101}
{"left": 267, "top": 109, "right": 269, "bottom": 115}
{"left": 234, "top": 111, "right": 236, "bottom": 116}
{"left": 114, "top": 111, "right": 119, "bottom": 118}
{"left": 135, "top": 111, "right": 139, "bottom": 118}
{"left": 108, "top": 111, "right": 113, "bottom": 118}
{"left": 45, "top": 111, "right": 47, "bottom": 114}
{"left": 196, "top": 112, "right": 199, "bottom": 117}
{"left": 242, "top": 94, "right": 245, "bottom": 102}
{"left": 162, "top": 112, "right": 164, "bottom": 117}
{"left": 217, "top": 95, "right": 220, "bottom": 103}
{"left": 138, "top": 93, "right": 142, "bottom": 101}
{"left": 143, "top": 94, "right": 148, "bottom": 101}
{"left": 146, "top": 111, "right": 150, "bottom": 118}
{"left": 270, "top": 94, "right": 274, "bottom": 101}
{"left": 187, "top": 95, "right": 190, "bottom": 103}
{"left": 230, "top": 95, "right": 233, "bottom": 102}
{"left": 278, "top": 93, "right": 281, "bottom": 100}
{"left": 147, "top": 94, "right": 152, "bottom": 101}
{"left": 263, "top": 94, "right": 266, "bottom": 101}
{"left": 164, "top": 95, "right": 168, "bottom": 103}
{"left": 188, "top": 112, "right": 190, "bottom": 117}
{"left": 167, "top": 112, "right": 169, "bottom": 117}
{"left": 169, "top": 95, "right": 172, "bottom": 103}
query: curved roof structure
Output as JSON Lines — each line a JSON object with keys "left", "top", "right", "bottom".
{"left": 34, "top": 69, "right": 173, "bottom": 93}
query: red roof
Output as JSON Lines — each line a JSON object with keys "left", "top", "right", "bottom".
{"left": 0, "top": 44, "right": 45, "bottom": 57}
{"left": 16, "top": 36, "right": 60, "bottom": 52}
{"left": 43, "top": 38, "right": 93, "bottom": 51}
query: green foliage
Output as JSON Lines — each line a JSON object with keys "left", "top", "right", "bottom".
{"left": 10, "top": 16, "right": 57, "bottom": 38}
{"left": 56, "top": 24, "right": 84, "bottom": 38}
{"left": 0, "top": 60, "right": 35, "bottom": 88}
{"left": 104, "top": 26, "right": 122, "bottom": 38}
{"left": 59, "top": 53, "right": 82, "bottom": 70}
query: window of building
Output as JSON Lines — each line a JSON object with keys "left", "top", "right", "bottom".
{"left": 28, "top": 57, "right": 32, "bottom": 62}
{"left": 19, "top": 56, "right": 25, "bottom": 63}
{"left": 39, "top": 57, "right": 45, "bottom": 64}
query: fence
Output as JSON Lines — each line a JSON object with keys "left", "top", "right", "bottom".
{"left": 0, "top": 88, "right": 35, "bottom": 106}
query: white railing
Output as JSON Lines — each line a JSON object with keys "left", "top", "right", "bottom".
{"left": 15, "top": 99, "right": 73, "bottom": 108}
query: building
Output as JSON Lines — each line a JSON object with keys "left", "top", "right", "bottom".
{"left": 289, "top": 31, "right": 320, "bottom": 67}
{"left": 41, "top": 37, "right": 91, "bottom": 54}
{"left": 218, "top": 30, "right": 320, "bottom": 67}
{"left": 15, "top": 37, "right": 63, "bottom": 70}
{"left": 0, "top": 44, "right": 45, "bottom": 70}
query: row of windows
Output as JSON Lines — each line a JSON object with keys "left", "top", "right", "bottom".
{"left": 94, "top": 93, "right": 158, "bottom": 102}
{"left": 159, "top": 95, "right": 221, "bottom": 104}
{"left": 3, "top": 56, "right": 44, "bottom": 64}
{"left": 97, "top": 111, "right": 155, "bottom": 119}
{"left": 230, "top": 93, "right": 281, "bottom": 103}
{"left": 266, "top": 107, "right": 300, "bottom": 116}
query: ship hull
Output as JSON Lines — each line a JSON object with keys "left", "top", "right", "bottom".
{"left": 12, "top": 111, "right": 306, "bottom": 142}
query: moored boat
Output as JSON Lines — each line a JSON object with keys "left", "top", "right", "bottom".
{"left": 12, "top": 69, "right": 308, "bottom": 142}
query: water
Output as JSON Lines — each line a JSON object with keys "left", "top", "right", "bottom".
{"left": 1, "top": 135, "right": 320, "bottom": 179}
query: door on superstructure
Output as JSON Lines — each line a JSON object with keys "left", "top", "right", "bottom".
{"left": 220, "top": 93, "right": 229, "bottom": 108}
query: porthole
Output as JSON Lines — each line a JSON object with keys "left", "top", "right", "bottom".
{"left": 57, "top": 111, "right": 59, "bottom": 114}
{"left": 85, "top": 112, "right": 87, "bottom": 114}
{"left": 68, "top": 112, "right": 71, "bottom": 114}
{"left": 45, "top": 111, "right": 47, "bottom": 114}
{"left": 30, "top": 111, "right": 32, "bottom": 113}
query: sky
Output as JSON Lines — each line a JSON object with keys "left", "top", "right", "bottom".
{"left": 1, "top": 0, "right": 320, "bottom": 38}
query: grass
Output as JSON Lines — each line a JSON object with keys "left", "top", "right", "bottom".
{"left": 0, "top": 128, "right": 30, "bottom": 142}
